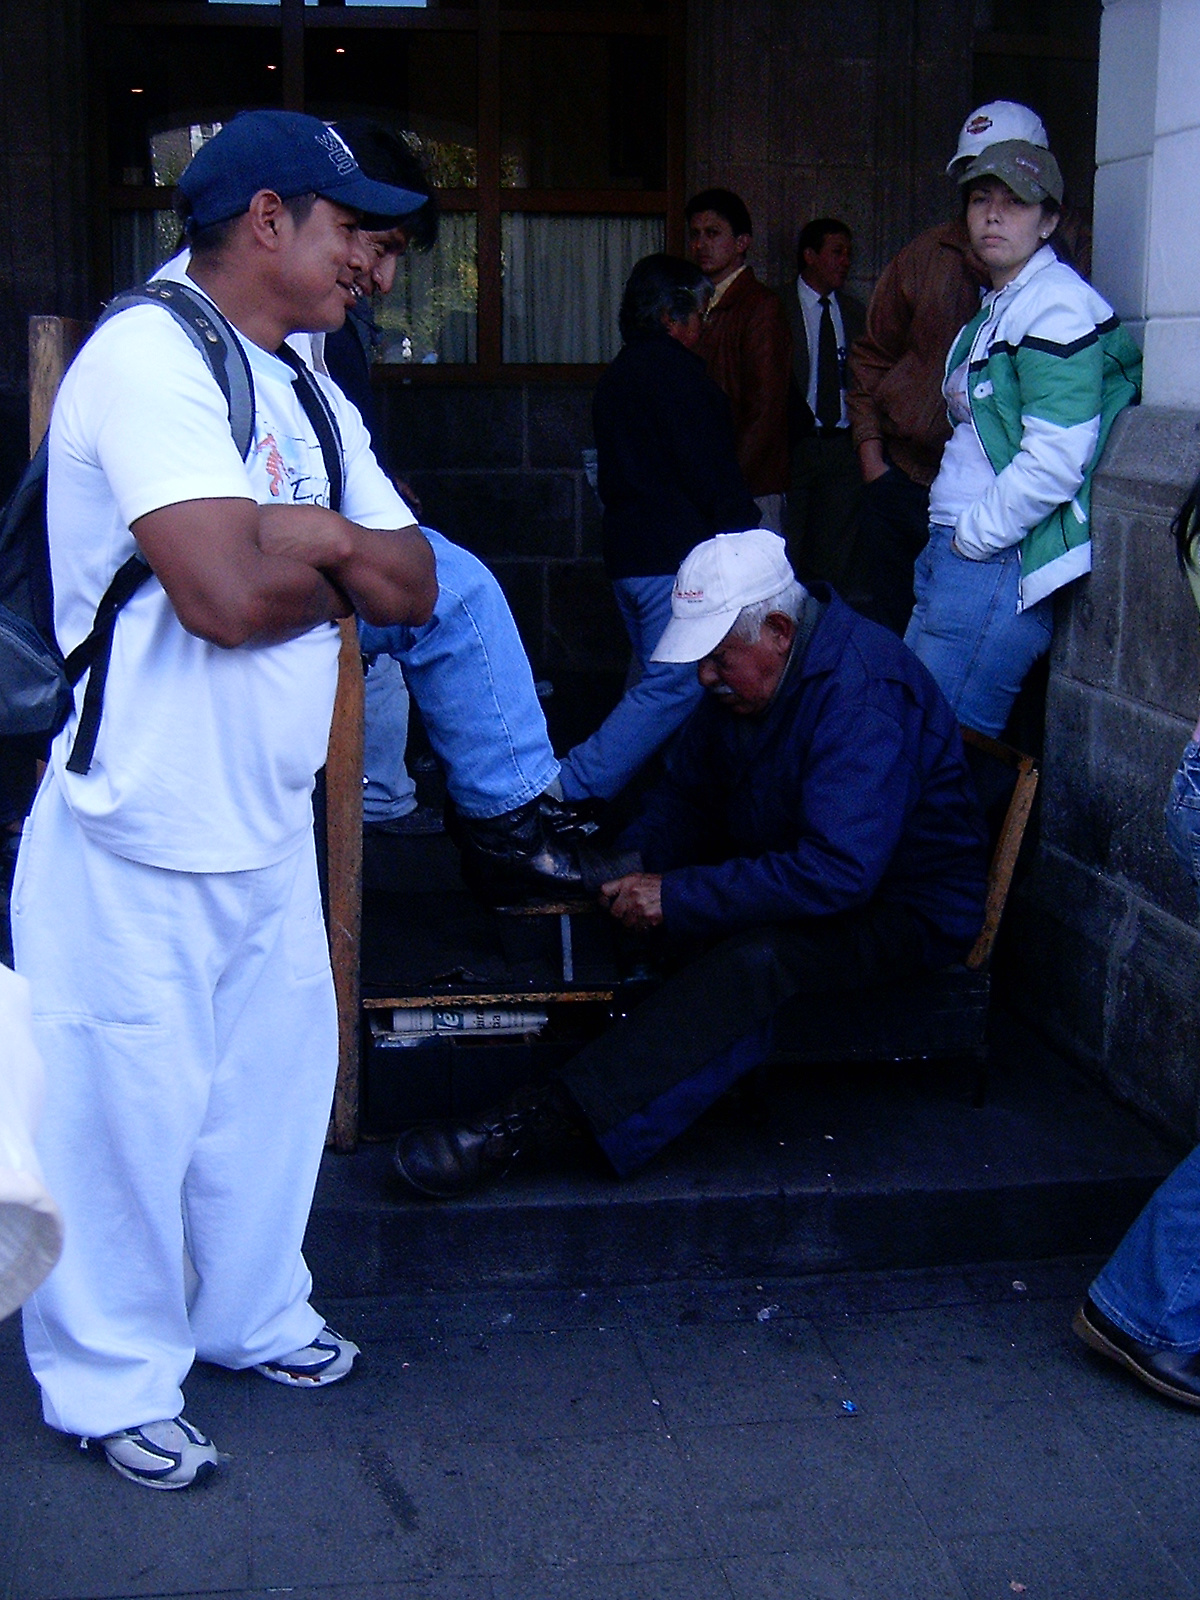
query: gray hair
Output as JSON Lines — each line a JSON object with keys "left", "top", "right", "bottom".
{"left": 728, "top": 578, "right": 808, "bottom": 643}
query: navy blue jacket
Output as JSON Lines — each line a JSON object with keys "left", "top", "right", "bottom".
{"left": 593, "top": 330, "right": 759, "bottom": 581}
{"left": 621, "top": 591, "right": 988, "bottom": 963}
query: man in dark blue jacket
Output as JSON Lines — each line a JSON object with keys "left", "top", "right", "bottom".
{"left": 393, "top": 530, "right": 988, "bottom": 1196}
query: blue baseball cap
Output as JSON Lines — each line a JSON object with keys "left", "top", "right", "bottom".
{"left": 177, "top": 109, "right": 429, "bottom": 229}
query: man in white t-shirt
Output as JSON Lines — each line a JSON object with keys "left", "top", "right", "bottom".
{"left": 11, "top": 110, "right": 437, "bottom": 1490}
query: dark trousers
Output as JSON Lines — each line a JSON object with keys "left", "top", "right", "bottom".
{"left": 845, "top": 464, "right": 931, "bottom": 637}
{"left": 559, "top": 900, "right": 933, "bottom": 1175}
{"left": 785, "top": 429, "right": 863, "bottom": 597}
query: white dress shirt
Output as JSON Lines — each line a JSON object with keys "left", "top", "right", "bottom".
{"left": 795, "top": 275, "right": 849, "bottom": 428}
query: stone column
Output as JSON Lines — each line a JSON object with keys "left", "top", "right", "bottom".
{"left": 1008, "top": 0, "right": 1200, "bottom": 1143}
{"left": 1094, "top": 0, "right": 1200, "bottom": 400}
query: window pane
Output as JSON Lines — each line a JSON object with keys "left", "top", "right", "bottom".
{"left": 304, "top": 0, "right": 476, "bottom": 8}
{"left": 501, "top": 0, "right": 665, "bottom": 10}
{"left": 305, "top": 31, "right": 477, "bottom": 184}
{"left": 376, "top": 214, "right": 477, "bottom": 364}
{"left": 501, "top": 35, "right": 667, "bottom": 189}
{"left": 111, "top": 211, "right": 181, "bottom": 293}
{"left": 501, "top": 214, "right": 663, "bottom": 363}
{"left": 107, "top": 27, "right": 282, "bottom": 188}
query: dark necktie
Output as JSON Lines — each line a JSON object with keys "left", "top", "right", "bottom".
{"left": 815, "top": 295, "right": 841, "bottom": 431}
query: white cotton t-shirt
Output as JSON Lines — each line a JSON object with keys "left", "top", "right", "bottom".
{"left": 45, "top": 275, "right": 416, "bottom": 873}
{"left": 928, "top": 355, "right": 997, "bottom": 528}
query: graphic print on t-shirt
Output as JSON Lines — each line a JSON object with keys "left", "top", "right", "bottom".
{"left": 253, "top": 430, "right": 329, "bottom": 506}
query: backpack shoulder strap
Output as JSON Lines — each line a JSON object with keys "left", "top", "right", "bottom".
{"left": 57, "top": 280, "right": 256, "bottom": 774}
{"left": 98, "top": 280, "right": 256, "bottom": 460}
{"left": 62, "top": 554, "right": 154, "bottom": 775}
{"left": 274, "top": 343, "right": 345, "bottom": 513}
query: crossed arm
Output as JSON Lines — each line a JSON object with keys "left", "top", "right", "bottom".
{"left": 132, "top": 498, "right": 437, "bottom": 648}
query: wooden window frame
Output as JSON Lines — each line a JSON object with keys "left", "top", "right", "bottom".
{"left": 97, "top": 0, "right": 687, "bottom": 382}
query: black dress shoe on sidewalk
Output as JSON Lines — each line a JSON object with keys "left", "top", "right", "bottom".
{"left": 1072, "top": 1295, "right": 1200, "bottom": 1408}
{"left": 391, "top": 1082, "right": 583, "bottom": 1200}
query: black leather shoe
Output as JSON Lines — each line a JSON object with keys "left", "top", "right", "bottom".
{"left": 536, "top": 793, "right": 608, "bottom": 843}
{"left": 449, "top": 796, "right": 638, "bottom": 904}
{"left": 391, "top": 1082, "right": 581, "bottom": 1199}
{"left": 1073, "top": 1295, "right": 1200, "bottom": 1408}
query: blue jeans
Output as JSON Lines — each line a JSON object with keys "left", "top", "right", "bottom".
{"left": 904, "top": 524, "right": 1054, "bottom": 737}
{"left": 359, "top": 529, "right": 559, "bottom": 821}
{"left": 362, "top": 654, "right": 417, "bottom": 822}
{"left": 1088, "top": 745, "right": 1200, "bottom": 1351}
{"left": 557, "top": 574, "right": 704, "bottom": 801}
{"left": 1165, "top": 741, "right": 1200, "bottom": 912}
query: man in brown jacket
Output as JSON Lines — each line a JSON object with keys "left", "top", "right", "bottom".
{"left": 846, "top": 101, "right": 1049, "bottom": 636}
{"left": 688, "top": 188, "right": 792, "bottom": 532}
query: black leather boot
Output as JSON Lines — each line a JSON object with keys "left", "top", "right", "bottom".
{"left": 391, "top": 1081, "right": 584, "bottom": 1199}
{"left": 449, "top": 795, "right": 638, "bottom": 904}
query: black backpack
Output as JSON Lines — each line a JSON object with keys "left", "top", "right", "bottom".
{"left": 0, "top": 281, "right": 343, "bottom": 777}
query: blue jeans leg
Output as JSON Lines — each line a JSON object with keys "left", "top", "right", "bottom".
{"left": 904, "top": 524, "right": 1054, "bottom": 737}
{"left": 1090, "top": 1143, "right": 1200, "bottom": 1352}
{"left": 361, "top": 653, "right": 417, "bottom": 822}
{"left": 557, "top": 574, "right": 704, "bottom": 801}
{"left": 1165, "top": 741, "right": 1200, "bottom": 914}
{"left": 358, "top": 529, "right": 559, "bottom": 820}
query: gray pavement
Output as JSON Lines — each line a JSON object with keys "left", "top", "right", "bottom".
{"left": 2, "top": 1255, "right": 1197, "bottom": 1599}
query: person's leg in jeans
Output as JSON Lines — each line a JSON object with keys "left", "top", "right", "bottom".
{"left": 1088, "top": 1146, "right": 1200, "bottom": 1353}
{"left": 904, "top": 525, "right": 1053, "bottom": 738}
{"left": 361, "top": 654, "right": 418, "bottom": 824}
{"left": 557, "top": 574, "right": 704, "bottom": 802}
{"left": 359, "top": 529, "right": 560, "bottom": 821}
{"left": 1165, "top": 740, "right": 1200, "bottom": 904}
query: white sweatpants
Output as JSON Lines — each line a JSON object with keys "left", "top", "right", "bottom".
{"left": 12, "top": 774, "right": 338, "bottom": 1438}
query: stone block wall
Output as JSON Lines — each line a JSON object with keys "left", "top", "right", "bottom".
{"left": 1004, "top": 404, "right": 1200, "bottom": 1142}
{"left": 686, "top": 0, "right": 975, "bottom": 306}
{"left": 375, "top": 380, "right": 627, "bottom": 704}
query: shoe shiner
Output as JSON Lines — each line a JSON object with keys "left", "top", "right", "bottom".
{"left": 299, "top": 118, "right": 624, "bottom": 901}
{"left": 13, "top": 110, "right": 438, "bottom": 1488}
{"left": 392, "top": 529, "right": 988, "bottom": 1198}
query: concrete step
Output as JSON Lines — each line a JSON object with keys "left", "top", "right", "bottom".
{"left": 305, "top": 1011, "right": 1183, "bottom": 1295}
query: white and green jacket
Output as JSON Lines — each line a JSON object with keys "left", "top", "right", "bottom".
{"left": 945, "top": 245, "right": 1141, "bottom": 610}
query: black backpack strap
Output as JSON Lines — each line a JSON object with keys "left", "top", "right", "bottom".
{"left": 274, "top": 344, "right": 345, "bottom": 513}
{"left": 98, "top": 281, "right": 256, "bottom": 460}
{"left": 62, "top": 554, "right": 153, "bottom": 775}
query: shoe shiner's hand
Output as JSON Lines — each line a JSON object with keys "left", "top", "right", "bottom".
{"left": 600, "top": 872, "right": 663, "bottom": 930}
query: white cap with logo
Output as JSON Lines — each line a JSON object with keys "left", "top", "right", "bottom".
{"left": 651, "top": 528, "right": 798, "bottom": 665}
{"left": 946, "top": 101, "right": 1048, "bottom": 174}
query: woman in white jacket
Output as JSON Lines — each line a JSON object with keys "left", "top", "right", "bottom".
{"left": 904, "top": 139, "right": 1140, "bottom": 737}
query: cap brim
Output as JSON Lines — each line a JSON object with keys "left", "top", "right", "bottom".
{"left": 320, "top": 172, "right": 428, "bottom": 221}
{"left": 956, "top": 163, "right": 1044, "bottom": 204}
{"left": 650, "top": 610, "right": 737, "bottom": 665}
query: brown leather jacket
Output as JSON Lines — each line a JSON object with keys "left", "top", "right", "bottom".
{"left": 847, "top": 220, "right": 989, "bottom": 488}
{"left": 696, "top": 267, "right": 792, "bottom": 497}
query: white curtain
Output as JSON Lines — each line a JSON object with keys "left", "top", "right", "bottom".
{"left": 377, "top": 213, "right": 477, "bottom": 365}
{"left": 502, "top": 214, "right": 665, "bottom": 364}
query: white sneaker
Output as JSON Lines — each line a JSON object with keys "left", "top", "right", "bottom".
{"left": 253, "top": 1325, "right": 360, "bottom": 1387}
{"left": 99, "top": 1416, "right": 220, "bottom": 1490}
